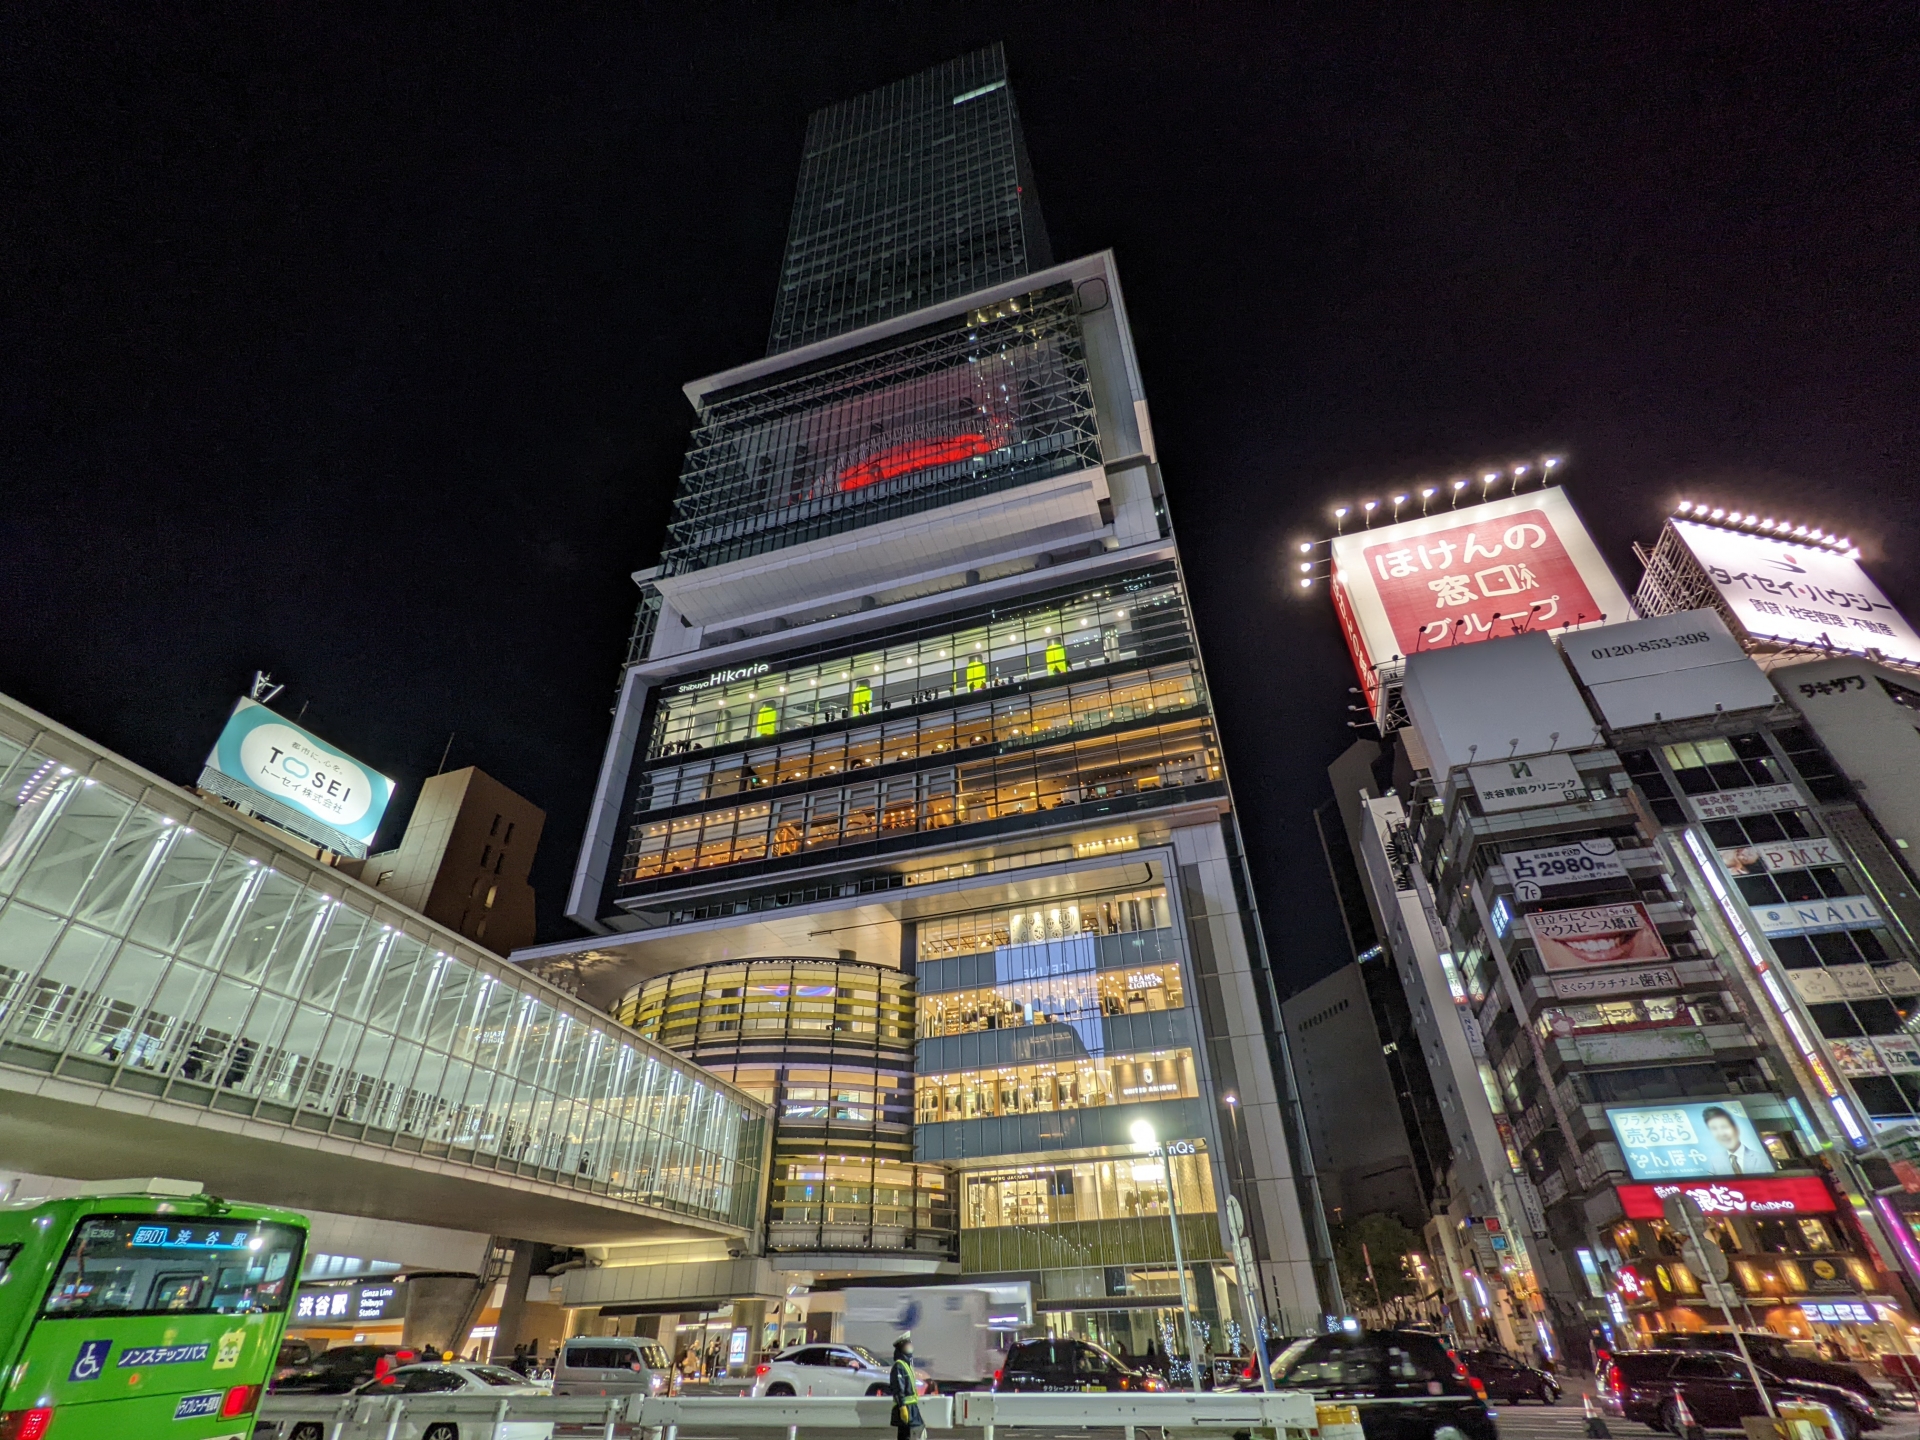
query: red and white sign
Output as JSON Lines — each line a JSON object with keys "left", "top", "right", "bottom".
{"left": 1330, "top": 489, "right": 1632, "bottom": 717}
{"left": 1526, "top": 902, "right": 1670, "bottom": 971}
{"left": 1617, "top": 1177, "right": 1835, "bottom": 1219}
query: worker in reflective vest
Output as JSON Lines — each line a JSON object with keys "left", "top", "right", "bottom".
{"left": 890, "top": 1336, "right": 923, "bottom": 1439}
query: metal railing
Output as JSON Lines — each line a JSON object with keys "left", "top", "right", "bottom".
{"left": 255, "top": 1389, "right": 1326, "bottom": 1440}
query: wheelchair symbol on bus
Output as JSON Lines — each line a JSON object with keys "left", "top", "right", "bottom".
{"left": 69, "top": 1339, "right": 112, "bottom": 1382}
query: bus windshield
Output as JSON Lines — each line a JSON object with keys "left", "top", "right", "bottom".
{"left": 40, "top": 1214, "right": 303, "bottom": 1318}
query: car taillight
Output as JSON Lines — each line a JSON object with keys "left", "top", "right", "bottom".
{"left": 755, "top": 1364, "right": 770, "bottom": 1376}
{"left": 994, "top": 1369, "right": 1004, "bottom": 1384}
{"left": 1469, "top": 1377, "right": 1487, "bottom": 1401}
{"left": 220, "top": 1385, "right": 262, "bottom": 1418}
{"left": 0, "top": 1410, "right": 54, "bottom": 1440}
{"left": 1607, "top": 1364, "right": 1623, "bottom": 1394}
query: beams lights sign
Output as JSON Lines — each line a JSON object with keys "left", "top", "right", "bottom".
{"left": 1331, "top": 489, "right": 1633, "bottom": 718}
{"left": 1670, "top": 519, "right": 1920, "bottom": 666}
{"left": 198, "top": 698, "right": 396, "bottom": 859}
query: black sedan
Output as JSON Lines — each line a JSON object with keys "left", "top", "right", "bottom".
{"left": 1459, "top": 1348, "right": 1561, "bottom": 1403}
{"left": 1603, "top": 1349, "right": 1878, "bottom": 1440}
{"left": 1265, "top": 1331, "right": 1497, "bottom": 1440}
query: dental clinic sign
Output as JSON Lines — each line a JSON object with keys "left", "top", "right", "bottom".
{"left": 200, "top": 698, "right": 395, "bottom": 858}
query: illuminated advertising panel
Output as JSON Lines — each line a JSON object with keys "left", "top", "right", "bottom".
{"left": 198, "top": 697, "right": 396, "bottom": 859}
{"left": 1615, "top": 1176, "right": 1833, "bottom": 1219}
{"left": 1606, "top": 1099, "right": 1777, "bottom": 1180}
{"left": 1330, "top": 488, "right": 1632, "bottom": 715}
{"left": 1670, "top": 518, "right": 1920, "bottom": 665}
{"left": 1525, "top": 902, "right": 1668, "bottom": 970}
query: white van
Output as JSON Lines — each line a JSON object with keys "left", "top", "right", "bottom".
{"left": 552, "top": 1338, "right": 674, "bottom": 1397}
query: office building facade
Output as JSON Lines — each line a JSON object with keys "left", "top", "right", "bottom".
{"left": 1329, "top": 493, "right": 1920, "bottom": 1364}
{"left": 526, "top": 48, "right": 1334, "bottom": 1358}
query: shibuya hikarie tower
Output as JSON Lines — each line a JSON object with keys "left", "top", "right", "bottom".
{"left": 523, "top": 43, "right": 1336, "bottom": 1355}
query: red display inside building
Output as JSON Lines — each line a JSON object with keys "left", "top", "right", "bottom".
{"left": 1616, "top": 1176, "right": 1835, "bottom": 1219}
{"left": 839, "top": 433, "right": 997, "bottom": 491}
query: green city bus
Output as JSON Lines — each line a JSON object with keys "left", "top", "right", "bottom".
{"left": 0, "top": 1183, "right": 307, "bottom": 1440}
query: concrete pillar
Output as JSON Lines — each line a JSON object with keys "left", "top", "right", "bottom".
{"left": 731, "top": 1300, "right": 767, "bottom": 1372}
{"left": 493, "top": 1242, "right": 568, "bottom": 1364}
{"left": 402, "top": 1274, "right": 482, "bottom": 1356}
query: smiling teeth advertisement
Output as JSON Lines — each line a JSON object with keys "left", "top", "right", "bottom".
{"left": 1524, "top": 901, "right": 1668, "bottom": 970}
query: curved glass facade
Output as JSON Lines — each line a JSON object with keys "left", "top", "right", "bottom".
{"left": 614, "top": 958, "right": 954, "bottom": 1257}
{"left": 0, "top": 703, "right": 767, "bottom": 1232}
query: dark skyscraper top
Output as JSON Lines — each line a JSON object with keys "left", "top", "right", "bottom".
{"left": 765, "top": 43, "right": 1053, "bottom": 355}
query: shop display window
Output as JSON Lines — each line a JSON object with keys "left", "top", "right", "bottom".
{"left": 915, "top": 1047, "right": 1197, "bottom": 1123}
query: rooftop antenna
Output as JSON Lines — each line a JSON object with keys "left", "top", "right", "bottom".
{"left": 249, "top": 671, "right": 285, "bottom": 705}
{"left": 436, "top": 732, "right": 457, "bottom": 775}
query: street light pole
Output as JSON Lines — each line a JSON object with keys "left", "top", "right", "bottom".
{"left": 1135, "top": 1120, "right": 1204, "bottom": 1393}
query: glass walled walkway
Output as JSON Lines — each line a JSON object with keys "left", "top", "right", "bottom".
{"left": 0, "top": 692, "right": 766, "bottom": 1239}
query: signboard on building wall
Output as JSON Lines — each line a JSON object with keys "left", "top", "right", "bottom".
{"left": 199, "top": 697, "right": 396, "bottom": 858}
{"left": 1670, "top": 519, "right": 1920, "bottom": 666}
{"left": 1330, "top": 488, "right": 1633, "bottom": 718}
{"left": 1505, "top": 837, "right": 1628, "bottom": 899}
{"left": 1615, "top": 1176, "right": 1834, "bottom": 1219}
{"left": 1788, "top": 962, "right": 1920, "bottom": 1004}
{"left": 1687, "top": 784, "right": 1805, "bottom": 821}
{"left": 1469, "top": 754, "right": 1587, "bottom": 814}
{"left": 1561, "top": 609, "right": 1781, "bottom": 727}
{"left": 1550, "top": 965, "right": 1681, "bottom": 1000}
{"left": 1525, "top": 902, "right": 1669, "bottom": 971}
{"left": 1751, "top": 895, "right": 1883, "bottom": 936}
{"left": 1606, "top": 1099, "right": 1777, "bottom": 1180}
{"left": 1718, "top": 838, "right": 1844, "bottom": 874}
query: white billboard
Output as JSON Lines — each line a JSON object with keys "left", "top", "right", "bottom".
{"left": 198, "top": 697, "right": 396, "bottom": 858}
{"left": 1560, "top": 609, "right": 1781, "bottom": 727}
{"left": 1671, "top": 519, "right": 1920, "bottom": 666}
{"left": 1330, "top": 488, "right": 1634, "bottom": 716}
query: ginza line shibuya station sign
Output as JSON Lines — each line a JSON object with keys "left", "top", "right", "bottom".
{"left": 200, "top": 698, "right": 396, "bottom": 858}
{"left": 1331, "top": 488, "right": 1633, "bottom": 717}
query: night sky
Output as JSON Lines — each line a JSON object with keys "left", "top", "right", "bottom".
{"left": 7, "top": 7, "right": 1917, "bottom": 996}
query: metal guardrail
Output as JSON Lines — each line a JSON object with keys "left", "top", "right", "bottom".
{"left": 254, "top": 1390, "right": 1323, "bottom": 1440}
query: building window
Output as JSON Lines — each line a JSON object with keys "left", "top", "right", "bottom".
{"left": 480, "top": 845, "right": 492, "bottom": 869}
{"left": 625, "top": 721, "right": 1218, "bottom": 884}
{"left": 962, "top": 1153, "right": 1217, "bottom": 1229}
{"left": 918, "top": 962, "right": 1185, "bottom": 1038}
{"left": 490, "top": 814, "right": 501, "bottom": 837}
{"left": 503, "top": 822, "right": 515, "bottom": 845}
{"left": 484, "top": 885, "right": 497, "bottom": 910}
{"left": 915, "top": 1047, "right": 1199, "bottom": 1123}
{"left": 638, "top": 566, "right": 1194, "bottom": 764}
{"left": 917, "top": 887, "right": 1169, "bottom": 959}
{"left": 1661, "top": 734, "right": 1783, "bottom": 795}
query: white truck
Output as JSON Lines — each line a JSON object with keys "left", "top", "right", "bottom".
{"left": 843, "top": 1286, "right": 1001, "bottom": 1391}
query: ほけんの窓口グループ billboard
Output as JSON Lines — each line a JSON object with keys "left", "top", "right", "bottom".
{"left": 1329, "top": 489, "right": 1633, "bottom": 718}
{"left": 200, "top": 698, "right": 395, "bottom": 858}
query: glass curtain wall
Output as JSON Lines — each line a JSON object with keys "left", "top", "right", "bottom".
{"left": 613, "top": 958, "right": 954, "bottom": 1256}
{"left": 666, "top": 283, "right": 1100, "bottom": 575}
{"left": 0, "top": 728, "right": 765, "bottom": 1229}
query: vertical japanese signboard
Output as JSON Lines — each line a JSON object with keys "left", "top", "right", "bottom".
{"left": 1330, "top": 489, "right": 1633, "bottom": 718}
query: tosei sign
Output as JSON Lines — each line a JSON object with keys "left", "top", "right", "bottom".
{"left": 1330, "top": 489, "right": 1632, "bottom": 718}
{"left": 200, "top": 698, "right": 395, "bottom": 858}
